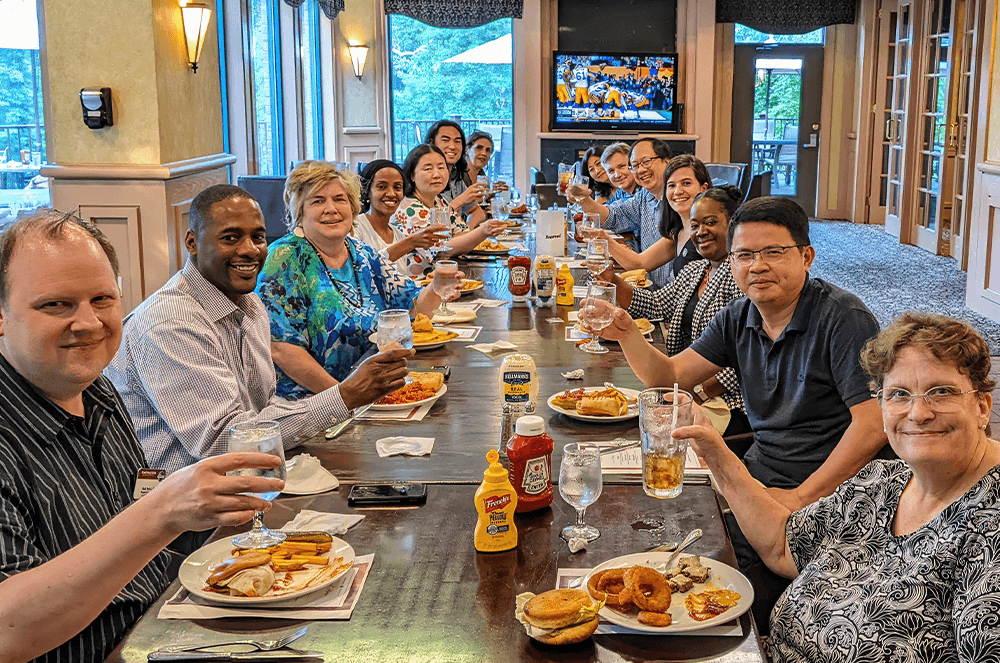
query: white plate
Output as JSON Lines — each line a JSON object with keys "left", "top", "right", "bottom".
{"left": 583, "top": 552, "right": 754, "bottom": 633}
{"left": 369, "top": 331, "right": 456, "bottom": 351}
{"left": 470, "top": 248, "right": 510, "bottom": 256}
{"left": 458, "top": 282, "right": 484, "bottom": 296}
{"left": 432, "top": 308, "right": 478, "bottom": 324}
{"left": 546, "top": 386, "right": 640, "bottom": 422}
{"left": 371, "top": 383, "right": 447, "bottom": 411}
{"left": 178, "top": 536, "right": 355, "bottom": 605}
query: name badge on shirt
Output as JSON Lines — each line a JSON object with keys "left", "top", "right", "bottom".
{"left": 133, "top": 468, "right": 166, "bottom": 500}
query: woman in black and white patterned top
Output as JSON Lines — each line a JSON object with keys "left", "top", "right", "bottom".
{"left": 599, "top": 185, "right": 751, "bottom": 441}
{"left": 677, "top": 312, "right": 1000, "bottom": 662}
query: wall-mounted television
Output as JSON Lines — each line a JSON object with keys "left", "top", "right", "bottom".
{"left": 552, "top": 51, "right": 679, "bottom": 133}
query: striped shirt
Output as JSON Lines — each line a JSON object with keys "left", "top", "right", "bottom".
{"left": 601, "top": 187, "right": 671, "bottom": 286}
{"left": 0, "top": 353, "right": 171, "bottom": 663}
{"left": 105, "top": 259, "right": 351, "bottom": 475}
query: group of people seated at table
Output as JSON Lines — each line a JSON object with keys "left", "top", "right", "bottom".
{"left": 2, "top": 120, "right": 999, "bottom": 662}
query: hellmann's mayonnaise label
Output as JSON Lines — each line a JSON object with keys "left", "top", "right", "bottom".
{"left": 503, "top": 371, "right": 531, "bottom": 402}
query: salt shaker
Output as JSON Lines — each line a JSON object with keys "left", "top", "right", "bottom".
{"left": 498, "top": 402, "right": 513, "bottom": 458}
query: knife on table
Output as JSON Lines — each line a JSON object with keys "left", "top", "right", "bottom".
{"left": 325, "top": 403, "right": 373, "bottom": 439}
{"left": 148, "top": 650, "right": 324, "bottom": 661}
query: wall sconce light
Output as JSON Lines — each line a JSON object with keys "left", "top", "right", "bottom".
{"left": 180, "top": 2, "right": 212, "bottom": 73}
{"left": 349, "top": 44, "right": 369, "bottom": 79}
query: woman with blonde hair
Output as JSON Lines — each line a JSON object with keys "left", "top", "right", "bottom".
{"left": 255, "top": 160, "right": 459, "bottom": 399}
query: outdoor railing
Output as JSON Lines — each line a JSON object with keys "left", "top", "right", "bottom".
{"left": 0, "top": 124, "right": 45, "bottom": 163}
{"left": 391, "top": 118, "right": 513, "bottom": 180}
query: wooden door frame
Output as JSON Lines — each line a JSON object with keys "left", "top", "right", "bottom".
{"left": 853, "top": 0, "right": 891, "bottom": 225}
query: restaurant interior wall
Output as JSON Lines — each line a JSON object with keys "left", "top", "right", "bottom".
{"left": 41, "top": 0, "right": 232, "bottom": 312}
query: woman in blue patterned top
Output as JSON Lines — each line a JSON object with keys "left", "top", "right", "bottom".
{"left": 678, "top": 312, "right": 1000, "bottom": 662}
{"left": 256, "top": 161, "right": 460, "bottom": 400}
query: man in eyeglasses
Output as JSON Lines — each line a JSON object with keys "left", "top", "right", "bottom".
{"left": 568, "top": 138, "right": 672, "bottom": 284}
{"left": 594, "top": 196, "right": 887, "bottom": 633}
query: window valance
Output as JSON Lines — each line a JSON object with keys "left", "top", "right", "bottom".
{"left": 282, "top": 0, "right": 344, "bottom": 20}
{"left": 716, "top": 0, "right": 857, "bottom": 34}
{"left": 384, "top": 0, "right": 522, "bottom": 29}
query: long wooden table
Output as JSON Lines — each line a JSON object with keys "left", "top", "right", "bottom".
{"left": 105, "top": 252, "right": 766, "bottom": 662}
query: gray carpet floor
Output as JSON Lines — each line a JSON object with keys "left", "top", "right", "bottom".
{"left": 808, "top": 220, "right": 1000, "bottom": 353}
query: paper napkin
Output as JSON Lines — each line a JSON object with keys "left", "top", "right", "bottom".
{"left": 561, "top": 369, "right": 584, "bottom": 380}
{"left": 375, "top": 436, "right": 435, "bottom": 457}
{"left": 469, "top": 340, "right": 518, "bottom": 355}
{"left": 283, "top": 454, "right": 339, "bottom": 494}
{"left": 281, "top": 509, "right": 364, "bottom": 535}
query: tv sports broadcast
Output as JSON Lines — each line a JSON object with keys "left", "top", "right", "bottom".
{"left": 553, "top": 53, "right": 678, "bottom": 130}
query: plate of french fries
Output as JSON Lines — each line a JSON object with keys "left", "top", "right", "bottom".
{"left": 179, "top": 532, "right": 355, "bottom": 605}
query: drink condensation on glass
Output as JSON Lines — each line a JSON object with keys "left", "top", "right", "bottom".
{"left": 432, "top": 260, "right": 460, "bottom": 315}
{"left": 557, "top": 164, "right": 573, "bottom": 196}
{"left": 229, "top": 420, "right": 288, "bottom": 549}
{"left": 639, "top": 388, "right": 694, "bottom": 498}
{"left": 376, "top": 309, "right": 414, "bottom": 351}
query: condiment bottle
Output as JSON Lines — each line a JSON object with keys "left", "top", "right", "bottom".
{"left": 475, "top": 449, "right": 518, "bottom": 552}
{"left": 506, "top": 415, "right": 554, "bottom": 513}
{"left": 499, "top": 353, "right": 538, "bottom": 420}
{"left": 508, "top": 254, "right": 531, "bottom": 303}
{"left": 556, "top": 263, "right": 575, "bottom": 306}
{"left": 533, "top": 255, "right": 555, "bottom": 304}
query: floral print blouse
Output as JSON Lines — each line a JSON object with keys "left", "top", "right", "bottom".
{"left": 389, "top": 195, "right": 468, "bottom": 279}
{"left": 255, "top": 233, "right": 420, "bottom": 400}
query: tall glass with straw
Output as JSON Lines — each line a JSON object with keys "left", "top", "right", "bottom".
{"left": 638, "top": 385, "right": 693, "bottom": 498}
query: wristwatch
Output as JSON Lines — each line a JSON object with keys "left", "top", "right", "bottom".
{"left": 693, "top": 383, "right": 707, "bottom": 403}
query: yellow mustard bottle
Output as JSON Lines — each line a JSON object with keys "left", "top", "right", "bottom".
{"left": 475, "top": 449, "right": 518, "bottom": 552}
{"left": 556, "top": 263, "right": 575, "bottom": 306}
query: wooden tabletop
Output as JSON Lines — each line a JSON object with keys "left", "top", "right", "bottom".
{"left": 107, "top": 484, "right": 765, "bottom": 662}
{"left": 296, "top": 257, "right": 655, "bottom": 484}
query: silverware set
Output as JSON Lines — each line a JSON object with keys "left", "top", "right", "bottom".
{"left": 149, "top": 626, "right": 321, "bottom": 661}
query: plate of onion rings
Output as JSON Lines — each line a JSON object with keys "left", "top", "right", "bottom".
{"left": 582, "top": 552, "right": 754, "bottom": 633}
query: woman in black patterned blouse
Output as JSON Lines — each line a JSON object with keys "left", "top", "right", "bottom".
{"left": 597, "top": 185, "right": 752, "bottom": 442}
{"left": 677, "top": 312, "right": 1000, "bottom": 662}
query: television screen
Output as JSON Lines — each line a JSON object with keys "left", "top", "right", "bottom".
{"left": 552, "top": 52, "right": 679, "bottom": 132}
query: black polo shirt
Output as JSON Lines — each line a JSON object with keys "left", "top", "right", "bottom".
{"left": 690, "top": 277, "right": 880, "bottom": 488}
{"left": 0, "top": 353, "right": 170, "bottom": 663}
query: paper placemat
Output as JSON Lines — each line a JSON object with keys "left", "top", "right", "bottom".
{"left": 450, "top": 302, "right": 482, "bottom": 311}
{"left": 440, "top": 325, "right": 483, "bottom": 341}
{"left": 597, "top": 441, "right": 710, "bottom": 477}
{"left": 557, "top": 259, "right": 586, "bottom": 269}
{"left": 467, "top": 298, "right": 508, "bottom": 308}
{"left": 158, "top": 554, "right": 375, "bottom": 621}
{"left": 567, "top": 310, "right": 580, "bottom": 322}
{"left": 356, "top": 402, "right": 434, "bottom": 421}
{"left": 572, "top": 286, "right": 589, "bottom": 298}
{"left": 565, "top": 326, "right": 591, "bottom": 341}
{"left": 554, "top": 568, "right": 744, "bottom": 637}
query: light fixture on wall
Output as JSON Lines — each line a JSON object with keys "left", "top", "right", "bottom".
{"left": 180, "top": 2, "right": 212, "bottom": 73}
{"left": 349, "top": 43, "right": 369, "bottom": 79}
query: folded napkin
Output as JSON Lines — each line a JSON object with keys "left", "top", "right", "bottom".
{"left": 561, "top": 369, "right": 584, "bottom": 380}
{"left": 469, "top": 340, "right": 518, "bottom": 355}
{"left": 281, "top": 509, "right": 364, "bottom": 535}
{"left": 283, "top": 454, "right": 339, "bottom": 494}
{"left": 468, "top": 298, "right": 508, "bottom": 308}
{"left": 376, "top": 436, "right": 435, "bottom": 457}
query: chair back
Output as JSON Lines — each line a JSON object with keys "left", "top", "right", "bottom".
{"left": 776, "top": 125, "right": 798, "bottom": 165}
{"left": 534, "top": 183, "right": 567, "bottom": 210}
{"left": 743, "top": 170, "right": 772, "bottom": 202}
{"left": 236, "top": 175, "right": 289, "bottom": 243}
{"left": 705, "top": 163, "right": 749, "bottom": 193}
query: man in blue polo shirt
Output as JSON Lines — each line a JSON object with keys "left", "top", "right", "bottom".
{"left": 594, "top": 196, "right": 887, "bottom": 633}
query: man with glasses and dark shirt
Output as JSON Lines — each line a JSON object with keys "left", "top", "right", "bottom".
{"left": 0, "top": 210, "right": 285, "bottom": 663}
{"left": 568, "top": 138, "right": 673, "bottom": 285}
{"left": 592, "top": 197, "right": 888, "bottom": 634}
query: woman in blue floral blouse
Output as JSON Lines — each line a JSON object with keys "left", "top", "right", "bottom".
{"left": 255, "top": 161, "right": 458, "bottom": 399}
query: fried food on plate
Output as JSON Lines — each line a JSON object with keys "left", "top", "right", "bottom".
{"left": 621, "top": 269, "right": 650, "bottom": 287}
{"left": 685, "top": 589, "right": 741, "bottom": 621}
{"left": 473, "top": 238, "right": 506, "bottom": 252}
{"left": 412, "top": 313, "right": 433, "bottom": 333}
{"left": 577, "top": 388, "right": 629, "bottom": 417}
{"left": 634, "top": 318, "right": 654, "bottom": 335}
{"left": 517, "top": 588, "right": 602, "bottom": 645}
{"left": 413, "top": 328, "right": 459, "bottom": 345}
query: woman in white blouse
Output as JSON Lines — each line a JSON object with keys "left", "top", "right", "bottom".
{"left": 352, "top": 159, "right": 449, "bottom": 277}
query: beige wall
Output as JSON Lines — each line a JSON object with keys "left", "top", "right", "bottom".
{"left": 44, "top": 0, "right": 223, "bottom": 166}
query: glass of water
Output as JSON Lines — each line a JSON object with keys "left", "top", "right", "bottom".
{"left": 230, "top": 420, "right": 287, "bottom": 549}
{"left": 376, "top": 309, "right": 414, "bottom": 351}
{"left": 578, "top": 281, "right": 616, "bottom": 355}
{"left": 526, "top": 194, "right": 539, "bottom": 221}
{"left": 559, "top": 442, "right": 603, "bottom": 542}
{"left": 431, "top": 260, "right": 461, "bottom": 316}
{"left": 585, "top": 239, "right": 610, "bottom": 284}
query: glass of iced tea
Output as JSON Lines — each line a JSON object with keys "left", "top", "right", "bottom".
{"left": 638, "top": 388, "right": 693, "bottom": 498}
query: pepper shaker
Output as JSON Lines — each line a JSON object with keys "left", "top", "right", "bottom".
{"left": 498, "top": 402, "right": 513, "bottom": 458}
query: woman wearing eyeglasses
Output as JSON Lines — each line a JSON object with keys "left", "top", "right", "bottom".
{"left": 677, "top": 312, "right": 1000, "bottom": 661}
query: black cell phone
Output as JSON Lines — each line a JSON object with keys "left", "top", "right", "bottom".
{"left": 348, "top": 482, "right": 428, "bottom": 506}
{"left": 429, "top": 365, "right": 451, "bottom": 381}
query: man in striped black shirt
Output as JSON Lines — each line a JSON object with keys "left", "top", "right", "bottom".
{"left": 0, "top": 210, "right": 285, "bottom": 663}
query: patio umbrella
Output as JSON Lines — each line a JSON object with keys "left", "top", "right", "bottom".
{"left": 0, "top": 0, "right": 39, "bottom": 50}
{"left": 442, "top": 33, "right": 511, "bottom": 64}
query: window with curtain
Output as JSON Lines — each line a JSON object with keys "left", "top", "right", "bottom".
{"left": 0, "top": 0, "right": 48, "bottom": 223}
{"left": 387, "top": 16, "right": 514, "bottom": 181}
{"left": 247, "top": 0, "right": 284, "bottom": 175}
{"left": 295, "top": 0, "right": 323, "bottom": 160}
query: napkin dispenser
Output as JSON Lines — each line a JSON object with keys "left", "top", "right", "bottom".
{"left": 536, "top": 210, "right": 566, "bottom": 258}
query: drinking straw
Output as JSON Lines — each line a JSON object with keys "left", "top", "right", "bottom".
{"left": 671, "top": 382, "right": 679, "bottom": 431}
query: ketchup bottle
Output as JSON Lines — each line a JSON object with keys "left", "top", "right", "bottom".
{"left": 506, "top": 415, "right": 554, "bottom": 513}
{"left": 508, "top": 254, "right": 532, "bottom": 303}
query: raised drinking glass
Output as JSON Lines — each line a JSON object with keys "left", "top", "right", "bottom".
{"left": 578, "top": 281, "right": 616, "bottom": 355}
{"left": 230, "top": 420, "right": 287, "bottom": 549}
{"left": 376, "top": 309, "right": 414, "bottom": 351}
{"left": 585, "top": 239, "right": 610, "bottom": 283}
{"left": 639, "top": 388, "right": 694, "bottom": 498}
{"left": 432, "top": 259, "right": 461, "bottom": 315}
{"left": 491, "top": 196, "right": 510, "bottom": 221}
{"left": 568, "top": 175, "right": 589, "bottom": 201}
{"left": 559, "top": 442, "right": 603, "bottom": 542}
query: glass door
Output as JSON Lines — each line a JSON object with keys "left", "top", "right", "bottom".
{"left": 885, "top": 0, "right": 916, "bottom": 238}
{"left": 910, "top": 0, "right": 953, "bottom": 254}
{"left": 866, "top": 1, "right": 896, "bottom": 226}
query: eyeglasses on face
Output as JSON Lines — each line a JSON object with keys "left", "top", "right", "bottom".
{"left": 876, "top": 385, "right": 978, "bottom": 414}
{"left": 628, "top": 156, "right": 662, "bottom": 173}
{"left": 729, "top": 244, "right": 807, "bottom": 266}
